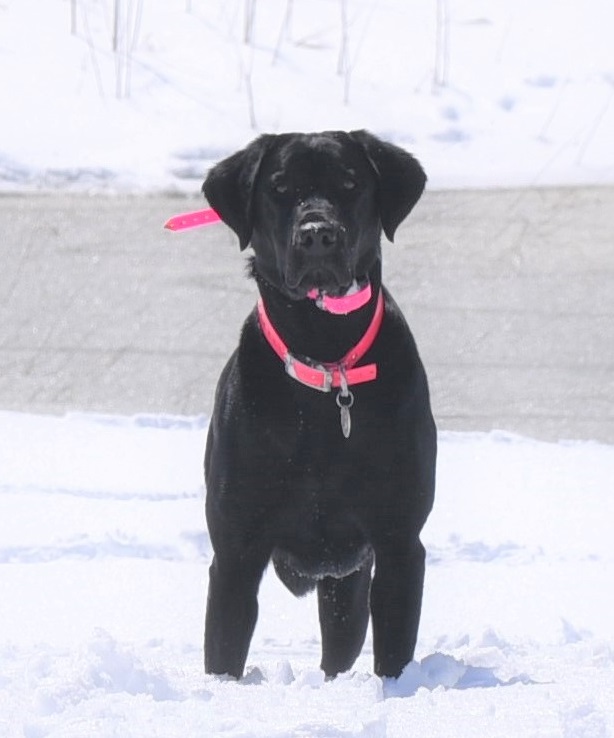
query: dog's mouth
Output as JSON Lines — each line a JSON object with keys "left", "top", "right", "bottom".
{"left": 284, "top": 262, "right": 371, "bottom": 313}
{"left": 285, "top": 264, "right": 348, "bottom": 295}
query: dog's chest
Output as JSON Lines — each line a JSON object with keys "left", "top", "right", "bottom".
{"left": 273, "top": 490, "right": 371, "bottom": 578}
{"left": 277, "top": 460, "right": 368, "bottom": 519}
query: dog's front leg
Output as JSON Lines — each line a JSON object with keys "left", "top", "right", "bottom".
{"left": 370, "top": 540, "right": 426, "bottom": 678}
{"left": 205, "top": 554, "right": 265, "bottom": 678}
{"left": 317, "top": 556, "right": 373, "bottom": 678}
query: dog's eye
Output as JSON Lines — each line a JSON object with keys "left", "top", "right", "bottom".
{"left": 270, "top": 174, "right": 288, "bottom": 194}
{"left": 341, "top": 169, "right": 357, "bottom": 191}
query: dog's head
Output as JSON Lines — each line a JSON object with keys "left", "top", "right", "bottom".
{"left": 203, "top": 130, "right": 426, "bottom": 301}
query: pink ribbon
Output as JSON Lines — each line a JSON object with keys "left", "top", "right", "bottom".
{"left": 164, "top": 208, "right": 221, "bottom": 231}
{"left": 307, "top": 282, "right": 372, "bottom": 315}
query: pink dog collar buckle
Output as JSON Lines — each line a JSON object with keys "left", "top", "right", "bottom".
{"left": 164, "top": 208, "right": 221, "bottom": 231}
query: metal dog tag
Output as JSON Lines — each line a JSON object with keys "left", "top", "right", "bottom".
{"left": 338, "top": 398, "right": 353, "bottom": 438}
{"left": 336, "top": 369, "right": 354, "bottom": 439}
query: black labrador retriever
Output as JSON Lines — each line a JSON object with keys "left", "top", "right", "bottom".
{"left": 202, "top": 130, "right": 436, "bottom": 680}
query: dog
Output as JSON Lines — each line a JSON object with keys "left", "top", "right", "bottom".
{"left": 202, "top": 130, "right": 436, "bottom": 680}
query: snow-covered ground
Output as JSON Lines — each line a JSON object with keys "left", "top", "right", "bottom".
{"left": 1, "top": 411, "right": 613, "bottom": 737}
{"left": 1, "top": 0, "right": 613, "bottom": 192}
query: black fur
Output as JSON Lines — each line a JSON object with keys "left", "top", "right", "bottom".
{"left": 203, "top": 130, "right": 436, "bottom": 679}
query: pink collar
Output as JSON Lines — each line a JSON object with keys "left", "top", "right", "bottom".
{"left": 164, "top": 207, "right": 221, "bottom": 231}
{"left": 307, "top": 281, "right": 372, "bottom": 314}
{"left": 257, "top": 290, "right": 384, "bottom": 392}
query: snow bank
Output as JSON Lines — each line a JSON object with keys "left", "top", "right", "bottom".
{"left": 1, "top": 0, "right": 613, "bottom": 192}
{"left": 1, "top": 412, "right": 613, "bottom": 736}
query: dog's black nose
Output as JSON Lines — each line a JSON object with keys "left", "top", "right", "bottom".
{"left": 296, "top": 222, "right": 337, "bottom": 254}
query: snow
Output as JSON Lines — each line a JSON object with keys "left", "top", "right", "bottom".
{"left": 1, "top": 412, "right": 613, "bottom": 736}
{"left": 1, "top": 0, "right": 613, "bottom": 193}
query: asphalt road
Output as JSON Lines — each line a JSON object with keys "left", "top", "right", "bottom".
{"left": 1, "top": 187, "right": 613, "bottom": 443}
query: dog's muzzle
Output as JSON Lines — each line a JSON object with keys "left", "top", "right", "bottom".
{"left": 286, "top": 202, "right": 352, "bottom": 296}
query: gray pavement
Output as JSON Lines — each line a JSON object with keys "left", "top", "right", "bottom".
{"left": 1, "top": 188, "right": 613, "bottom": 443}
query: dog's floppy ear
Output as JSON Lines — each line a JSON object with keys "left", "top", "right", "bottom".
{"left": 202, "top": 135, "right": 273, "bottom": 250}
{"left": 349, "top": 129, "right": 426, "bottom": 242}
